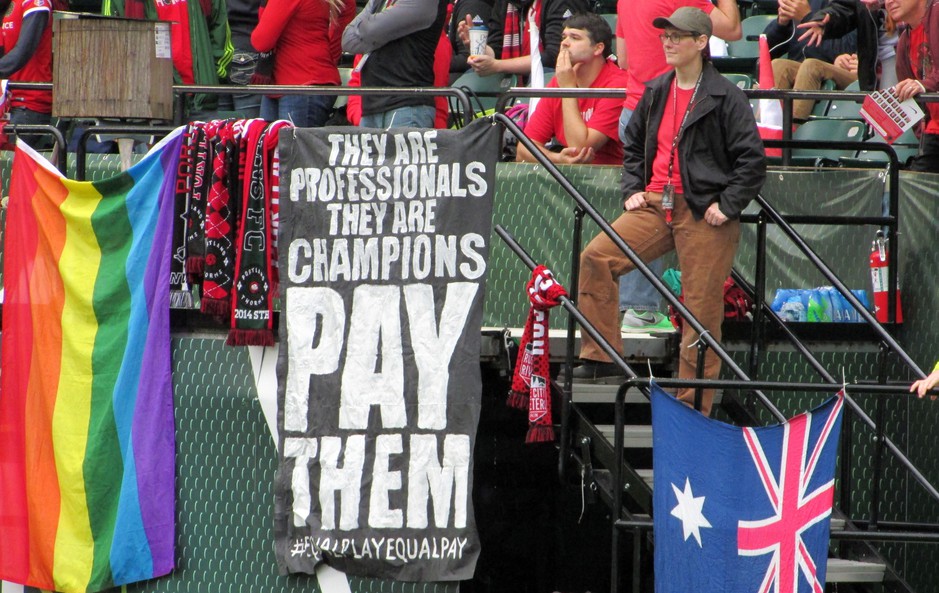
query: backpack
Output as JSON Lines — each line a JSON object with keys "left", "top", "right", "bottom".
{"left": 666, "top": 273, "right": 753, "bottom": 332}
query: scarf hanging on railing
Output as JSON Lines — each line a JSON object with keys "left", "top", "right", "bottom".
{"left": 201, "top": 119, "right": 241, "bottom": 315}
{"left": 263, "top": 120, "right": 292, "bottom": 292}
{"left": 184, "top": 120, "right": 219, "bottom": 279}
{"left": 170, "top": 122, "right": 198, "bottom": 308}
{"left": 228, "top": 118, "right": 277, "bottom": 346}
{"left": 508, "top": 265, "right": 567, "bottom": 443}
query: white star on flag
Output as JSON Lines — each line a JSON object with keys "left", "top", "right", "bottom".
{"left": 671, "top": 477, "right": 712, "bottom": 547}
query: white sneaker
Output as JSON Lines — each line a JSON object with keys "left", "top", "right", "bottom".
{"left": 620, "top": 309, "right": 675, "bottom": 333}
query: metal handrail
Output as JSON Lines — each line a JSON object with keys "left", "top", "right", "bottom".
{"left": 170, "top": 84, "right": 474, "bottom": 127}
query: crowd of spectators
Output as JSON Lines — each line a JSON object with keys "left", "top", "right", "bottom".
{"left": 3, "top": 0, "right": 938, "bottom": 166}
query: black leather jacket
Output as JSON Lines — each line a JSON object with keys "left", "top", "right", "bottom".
{"left": 621, "top": 62, "right": 766, "bottom": 221}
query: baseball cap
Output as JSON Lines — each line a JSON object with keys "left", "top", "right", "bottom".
{"left": 652, "top": 6, "right": 712, "bottom": 38}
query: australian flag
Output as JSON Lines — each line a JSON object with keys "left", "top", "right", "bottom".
{"left": 651, "top": 382, "right": 844, "bottom": 593}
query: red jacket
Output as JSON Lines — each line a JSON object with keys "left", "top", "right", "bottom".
{"left": 251, "top": 0, "right": 357, "bottom": 85}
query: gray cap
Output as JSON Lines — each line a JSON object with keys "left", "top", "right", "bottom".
{"left": 652, "top": 6, "right": 712, "bottom": 38}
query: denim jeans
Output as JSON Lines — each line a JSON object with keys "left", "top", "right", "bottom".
{"left": 10, "top": 107, "right": 53, "bottom": 149}
{"left": 220, "top": 49, "right": 262, "bottom": 119}
{"left": 617, "top": 105, "right": 665, "bottom": 312}
{"left": 261, "top": 93, "right": 335, "bottom": 127}
{"left": 360, "top": 105, "right": 436, "bottom": 129}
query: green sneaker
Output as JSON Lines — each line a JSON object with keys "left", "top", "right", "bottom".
{"left": 620, "top": 309, "right": 675, "bottom": 333}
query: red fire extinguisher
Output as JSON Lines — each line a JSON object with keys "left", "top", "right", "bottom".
{"left": 869, "top": 231, "right": 903, "bottom": 323}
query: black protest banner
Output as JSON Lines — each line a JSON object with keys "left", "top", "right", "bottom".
{"left": 274, "top": 119, "right": 501, "bottom": 581}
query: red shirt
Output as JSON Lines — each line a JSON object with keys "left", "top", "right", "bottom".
{"left": 908, "top": 24, "right": 939, "bottom": 134}
{"left": 2, "top": 0, "right": 52, "bottom": 113}
{"left": 522, "top": 61, "right": 629, "bottom": 165}
{"left": 647, "top": 81, "right": 694, "bottom": 194}
{"left": 615, "top": 0, "right": 714, "bottom": 111}
{"left": 251, "top": 0, "right": 357, "bottom": 86}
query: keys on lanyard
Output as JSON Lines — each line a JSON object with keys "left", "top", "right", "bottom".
{"left": 662, "top": 183, "right": 675, "bottom": 225}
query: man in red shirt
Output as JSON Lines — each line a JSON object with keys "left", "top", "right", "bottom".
{"left": 0, "top": 0, "right": 53, "bottom": 139}
{"left": 516, "top": 13, "right": 628, "bottom": 165}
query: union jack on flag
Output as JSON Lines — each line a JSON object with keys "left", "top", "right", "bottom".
{"left": 651, "top": 383, "right": 844, "bottom": 593}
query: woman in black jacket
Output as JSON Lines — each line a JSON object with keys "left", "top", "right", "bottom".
{"left": 569, "top": 6, "right": 766, "bottom": 417}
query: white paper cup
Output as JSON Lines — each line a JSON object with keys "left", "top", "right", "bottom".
{"left": 469, "top": 27, "right": 487, "bottom": 57}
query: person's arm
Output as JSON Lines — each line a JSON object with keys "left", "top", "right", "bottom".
{"left": 208, "top": 0, "right": 234, "bottom": 78}
{"left": 516, "top": 139, "right": 595, "bottom": 164}
{"left": 615, "top": 36, "right": 627, "bottom": 70}
{"left": 910, "top": 362, "right": 939, "bottom": 398}
{"left": 620, "top": 88, "right": 650, "bottom": 200}
{"left": 714, "top": 88, "right": 767, "bottom": 220}
{"left": 342, "top": 0, "right": 441, "bottom": 55}
{"left": 554, "top": 51, "right": 608, "bottom": 151}
{"left": 922, "top": 5, "right": 939, "bottom": 92}
{"left": 0, "top": 11, "right": 47, "bottom": 78}
{"left": 762, "top": 15, "right": 794, "bottom": 60}
{"left": 251, "top": 0, "right": 300, "bottom": 53}
{"left": 709, "top": 0, "right": 742, "bottom": 41}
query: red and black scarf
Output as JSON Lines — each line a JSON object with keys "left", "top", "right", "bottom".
{"left": 500, "top": 0, "right": 541, "bottom": 59}
{"left": 227, "top": 119, "right": 285, "bottom": 346}
{"left": 508, "top": 265, "right": 567, "bottom": 443}
{"left": 201, "top": 119, "right": 242, "bottom": 315}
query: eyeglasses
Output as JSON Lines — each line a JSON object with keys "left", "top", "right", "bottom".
{"left": 659, "top": 32, "right": 698, "bottom": 44}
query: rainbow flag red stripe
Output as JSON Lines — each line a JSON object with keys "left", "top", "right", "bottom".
{"left": 0, "top": 131, "right": 182, "bottom": 593}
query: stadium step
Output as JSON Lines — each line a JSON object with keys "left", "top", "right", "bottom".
{"left": 480, "top": 327, "right": 676, "bottom": 364}
{"left": 571, "top": 382, "right": 722, "bottom": 405}
{"left": 825, "top": 558, "right": 887, "bottom": 583}
{"left": 596, "top": 424, "right": 653, "bottom": 448}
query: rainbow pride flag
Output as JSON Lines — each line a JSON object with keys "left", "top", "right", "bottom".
{"left": 0, "top": 130, "right": 182, "bottom": 593}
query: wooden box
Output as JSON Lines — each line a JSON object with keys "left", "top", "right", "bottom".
{"left": 53, "top": 15, "right": 174, "bottom": 120}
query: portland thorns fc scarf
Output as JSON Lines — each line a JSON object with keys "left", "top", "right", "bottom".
{"left": 201, "top": 119, "right": 242, "bottom": 315}
{"left": 508, "top": 265, "right": 567, "bottom": 443}
{"left": 228, "top": 119, "right": 276, "bottom": 346}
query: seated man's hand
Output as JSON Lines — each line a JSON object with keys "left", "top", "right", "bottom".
{"left": 624, "top": 191, "right": 648, "bottom": 211}
{"left": 557, "top": 146, "right": 595, "bottom": 164}
{"left": 797, "top": 13, "right": 829, "bottom": 46}
{"left": 777, "top": 0, "right": 811, "bottom": 23}
{"left": 704, "top": 202, "right": 729, "bottom": 226}
{"left": 833, "top": 53, "right": 858, "bottom": 73}
{"left": 555, "top": 49, "right": 577, "bottom": 88}
{"left": 468, "top": 54, "right": 500, "bottom": 76}
{"left": 895, "top": 78, "right": 926, "bottom": 102}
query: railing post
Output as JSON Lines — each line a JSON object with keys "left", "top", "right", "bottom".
{"left": 749, "top": 210, "right": 768, "bottom": 378}
{"left": 560, "top": 207, "right": 586, "bottom": 483}
{"left": 693, "top": 338, "right": 709, "bottom": 412}
{"left": 870, "top": 342, "right": 890, "bottom": 530}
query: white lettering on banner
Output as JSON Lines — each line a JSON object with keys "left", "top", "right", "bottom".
{"left": 290, "top": 536, "right": 470, "bottom": 562}
{"left": 319, "top": 435, "right": 366, "bottom": 530}
{"left": 283, "top": 283, "right": 476, "bottom": 432}
{"left": 288, "top": 164, "right": 488, "bottom": 202}
{"left": 370, "top": 434, "right": 404, "bottom": 528}
{"left": 339, "top": 285, "right": 405, "bottom": 430}
{"left": 404, "top": 283, "right": 478, "bottom": 430}
{"left": 284, "top": 288, "right": 346, "bottom": 432}
{"left": 285, "top": 433, "right": 471, "bottom": 530}
{"left": 286, "top": 235, "right": 485, "bottom": 283}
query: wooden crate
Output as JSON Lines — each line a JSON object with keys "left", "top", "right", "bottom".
{"left": 53, "top": 15, "right": 174, "bottom": 120}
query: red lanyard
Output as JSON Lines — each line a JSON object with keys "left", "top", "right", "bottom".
{"left": 662, "top": 72, "right": 702, "bottom": 225}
